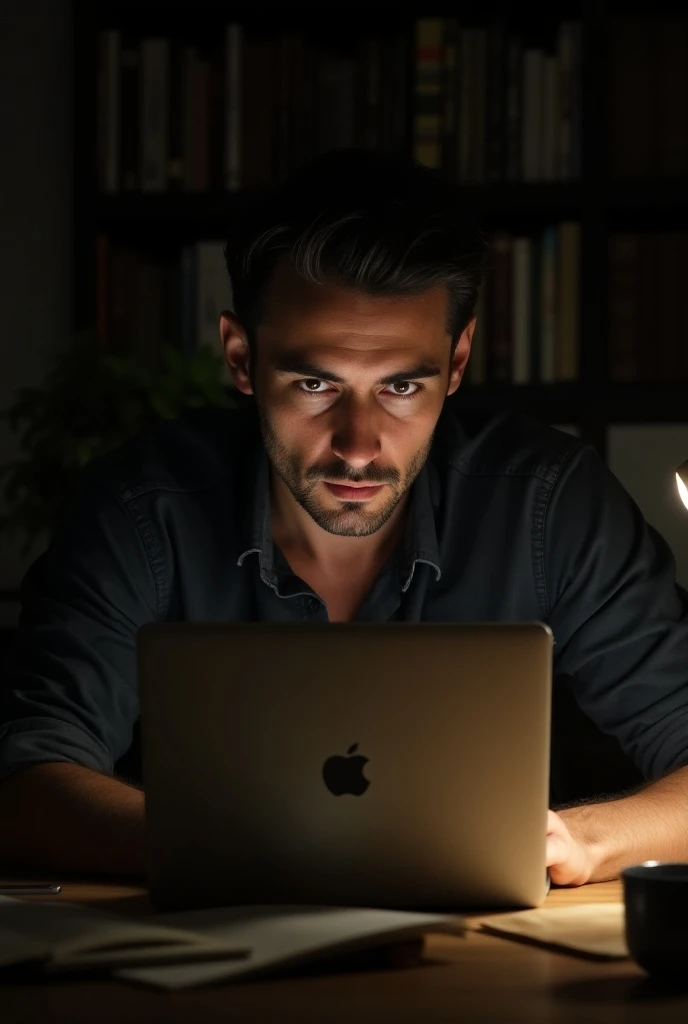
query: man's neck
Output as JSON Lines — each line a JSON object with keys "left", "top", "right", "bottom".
{"left": 269, "top": 470, "right": 408, "bottom": 573}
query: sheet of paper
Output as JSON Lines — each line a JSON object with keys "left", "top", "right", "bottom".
{"left": 0, "top": 896, "right": 247, "bottom": 971}
{"left": 474, "top": 903, "right": 628, "bottom": 959}
{"left": 115, "top": 905, "right": 465, "bottom": 990}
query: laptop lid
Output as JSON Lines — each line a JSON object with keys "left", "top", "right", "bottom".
{"left": 139, "top": 621, "right": 552, "bottom": 911}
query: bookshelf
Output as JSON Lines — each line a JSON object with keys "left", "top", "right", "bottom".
{"left": 71, "top": 1, "right": 688, "bottom": 461}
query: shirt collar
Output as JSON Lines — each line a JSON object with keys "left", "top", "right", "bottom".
{"left": 237, "top": 444, "right": 442, "bottom": 594}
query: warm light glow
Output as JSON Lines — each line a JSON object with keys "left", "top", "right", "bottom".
{"left": 677, "top": 470, "right": 688, "bottom": 512}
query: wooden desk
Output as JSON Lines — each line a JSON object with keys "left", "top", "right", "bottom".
{"left": 4, "top": 880, "right": 688, "bottom": 1022}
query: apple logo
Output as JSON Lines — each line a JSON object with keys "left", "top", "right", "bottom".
{"left": 322, "top": 743, "right": 370, "bottom": 796}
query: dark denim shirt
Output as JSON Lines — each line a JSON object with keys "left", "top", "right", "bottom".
{"left": 2, "top": 404, "right": 688, "bottom": 805}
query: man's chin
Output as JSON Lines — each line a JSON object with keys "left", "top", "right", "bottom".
{"left": 302, "top": 497, "right": 397, "bottom": 538}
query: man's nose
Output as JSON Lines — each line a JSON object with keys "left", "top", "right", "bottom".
{"left": 330, "top": 397, "right": 382, "bottom": 469}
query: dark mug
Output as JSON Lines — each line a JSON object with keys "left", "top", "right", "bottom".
{"left": 622, "top": 861, "right": 688, "bottom": 983}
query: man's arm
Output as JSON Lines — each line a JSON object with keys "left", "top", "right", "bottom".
{"left": 547, "top": 764, "right": 688, "bottom": 885}
{"left": 0, "top": 762, "right": 145, "bottom": 879}
{"left": 0, "top": 466, "right": 159, "bottom": 876}
{"left": 543, "top": 443, "right": 688, "bottom": 883}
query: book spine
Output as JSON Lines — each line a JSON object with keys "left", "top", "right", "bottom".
{"left": 639, "top": 233, "right": 662, "bottom": 380}
{"left": 225, "top": 23, "right": 242, "bottom": 191}
{"left": 505, "top": 34, "right": 522, "bottom": 181}
{"left": 98, "top": 30, "right": 120, "bottom": 192}
{"left": 570, "top": 21, "right": 583, "bottom": 180}
{"left": 194, "top": 58, "right": 210, "bottom": 190}
{"left": 472, "top": 28, "right": 487, "bottom": 182}
{"left": 459, "top": 29, "right": 475, "bottom": 180}
{"left": 608, "top": 18, "right": 653, "bottom": 178}
{"left": 140, "top": 38, "right": 169, "bottom": 192}
{"left": 539, "top": 226, "right": 557, "bottom": 383}
{"left": 657, "top": 232, "right": 681, "bottom": 380}
{"left": 486, "top": 19, "right": 506, "bottom": 182}
{"left": 512, "top": 236, "right": 532, "bottom": 384}
{"left": 241, "top": 34, "right": 275, "bottom": 187}
{"left": 557, "top": 22, "right": 574, "bottom": 180}
{"left": 441, "top": 19, "right": 459, "bottom": 178}
{"left": 490, "top": 232, "right": 513, "bottom": 383}
{"left": 657, "top": 18, "right": 688, "bottom": 176}
{"left": 119, "top": 35, "right": 139, "bottom": 191}
{"left": 208, "top": 41, "right": 225, "bottom": 190}
{"left": 181, "top": 46, "right": 197, "bottom": 191}
{"left": 529, "top": 236, "right": 542, "bottom": 382}
{"left": 556, "top": 222, "right": 580, "bottom": 381}
{"left": 608, "top": 234, "right": 641, "bottom": 381}
{"left": 276, "top": 33, "right": 291, "bottom": 175}
{"left": 168, "top": 40, "right": 184, "bottom": 191}
{"left": 288, "top": 33, "right": 309, "bottom": 169}
{"left": 542, "top": 53, "right": 558, "bottom": 181}
{"left": 522, "top": 48, "right": 543, "bottom": 182}
{"left": 413, "top": 18, "right": 444, "bottom": 169}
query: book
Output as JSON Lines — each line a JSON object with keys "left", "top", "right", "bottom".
{"left": 0, "top": 896, "right": 464, "bottom": 990}
{"left": 486, "top": 19, "right": 506, "bottom": 182}
{"left": 505, "top": 34, "right": 523, "bottom": 180}
{"left": 224, "top": 23, "right": 242, "bottom": 191}
{"left": 512, "top": 236, "right": 532, "bottom": 384}
{"left": 539, "top": 226, "right": 558, "bottom": 383}
{"left": 97, "top": 30, "right": 120, "bottom": 193}
{"left": 120, "top": 34, "right": 140, "bottom": 191}
{"left": 413, "top": 19, "right": 444, "bottom": 170}
{"left": 0, "top": 894, "right": 247, "bottom": 974}
{"left": 608, "top": 233, "right": 641, "bottom": 382}
{"left": 556, "top": 222, "right": 580, "bottom": 382}
{"left": 490, "top": 231, "right": 513, "bottom": 383}
{"left": 557, "top": 23, "right": 574, "bottom": 180}
{"left": 522, "top": 48, "right": 543, "bottom": 182}
{"left": 140, "top": 38, "right": 169, "bottom": 191}
{"left": 116, "top": 904, "right": 466, "bottom": 990}
{"left": 542, "top": 53, "right": 558, "bottom": 181}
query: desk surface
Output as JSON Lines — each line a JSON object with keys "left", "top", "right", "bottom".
{"left": 5, "top": 879, "right": 688, "bottom": 1022}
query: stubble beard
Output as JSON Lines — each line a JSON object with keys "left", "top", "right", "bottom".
{"left": 258, "top": 409, "right": 433, "bottom": 538}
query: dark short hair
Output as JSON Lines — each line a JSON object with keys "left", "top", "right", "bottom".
{"left": 224, "top": 148, "right": 488, "bottom": 352}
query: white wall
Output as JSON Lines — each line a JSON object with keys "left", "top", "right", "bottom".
{"left": 0, "top": 1, "right": 72, "bottom": 625}
{"left": 608, "top": 425, "right": 688, "bottom": 590}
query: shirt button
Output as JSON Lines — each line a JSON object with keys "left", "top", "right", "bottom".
{"left": 308, "top": 597, "right": 320, "bottom": 612}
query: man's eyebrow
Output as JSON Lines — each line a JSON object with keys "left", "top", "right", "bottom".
{"left": 273, "top": 358, "right": 443, "bottom": 386}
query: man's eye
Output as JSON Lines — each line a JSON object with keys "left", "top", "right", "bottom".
{"left": 297, "top": 378, "right": 331, "bottom": 394}
{"left": 386, "top": 381, "right": 420, "bottom": 397}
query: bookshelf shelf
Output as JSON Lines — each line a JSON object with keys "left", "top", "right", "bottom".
{"left": 93, "top": 183, "right": 584, "bottom": 232}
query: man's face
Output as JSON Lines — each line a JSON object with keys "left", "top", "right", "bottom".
{"left": 224, "top": 261, "right": 473, "bottom": 538}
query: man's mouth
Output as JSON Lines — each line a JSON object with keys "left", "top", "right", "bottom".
{"left": 323, "top": 481, "right": 385, "bottom": 502}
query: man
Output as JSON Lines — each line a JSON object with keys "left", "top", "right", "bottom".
{"left": 1, "top": 149, "right": 688, "bottom": 888}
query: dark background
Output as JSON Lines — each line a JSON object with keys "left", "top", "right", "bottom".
{"left": 2, "top": 0, "right": 687, "bottom": 803}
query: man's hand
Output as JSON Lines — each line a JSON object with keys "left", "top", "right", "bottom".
{"left": 546, "top": 809, "right": 597, "bottom": 887}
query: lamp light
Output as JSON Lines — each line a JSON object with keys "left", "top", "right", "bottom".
{"left": 676, "top": 460, "right": 688, "bottom": 511}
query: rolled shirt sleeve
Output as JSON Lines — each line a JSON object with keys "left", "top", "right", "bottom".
{"left": 0, "top": 469, "right": 159, "bottom": 781}
{"left": 546, "top": 445, "right": 688, "bottom": 781}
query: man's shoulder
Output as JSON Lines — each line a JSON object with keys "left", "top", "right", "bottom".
{"left": 83, "top": 403, "right": 260, "bottom": 500}
{"left": 436, "top": 406, "right": 587, "bottom": 482}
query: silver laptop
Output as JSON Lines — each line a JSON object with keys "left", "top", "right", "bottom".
{"left": 138, "top": 621, "right": 552, "bottom": 912}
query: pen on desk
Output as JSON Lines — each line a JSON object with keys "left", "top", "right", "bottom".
{"left": 0, "top": 884, "right": 61, "bottom": 894}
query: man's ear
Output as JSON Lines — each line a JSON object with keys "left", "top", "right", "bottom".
{"left": 446, "top": 315, "right": 476, "bottom": 396}
{"left": 220, "top": 311, "right": 253, "bottom": 395}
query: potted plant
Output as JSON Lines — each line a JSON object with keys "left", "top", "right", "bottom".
{"left": 0, "top": 334, "right": 241, "bottom": 558}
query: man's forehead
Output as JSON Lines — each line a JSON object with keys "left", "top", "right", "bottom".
{"left": 258, "top": 260, "right": 450, "bottom": 344}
